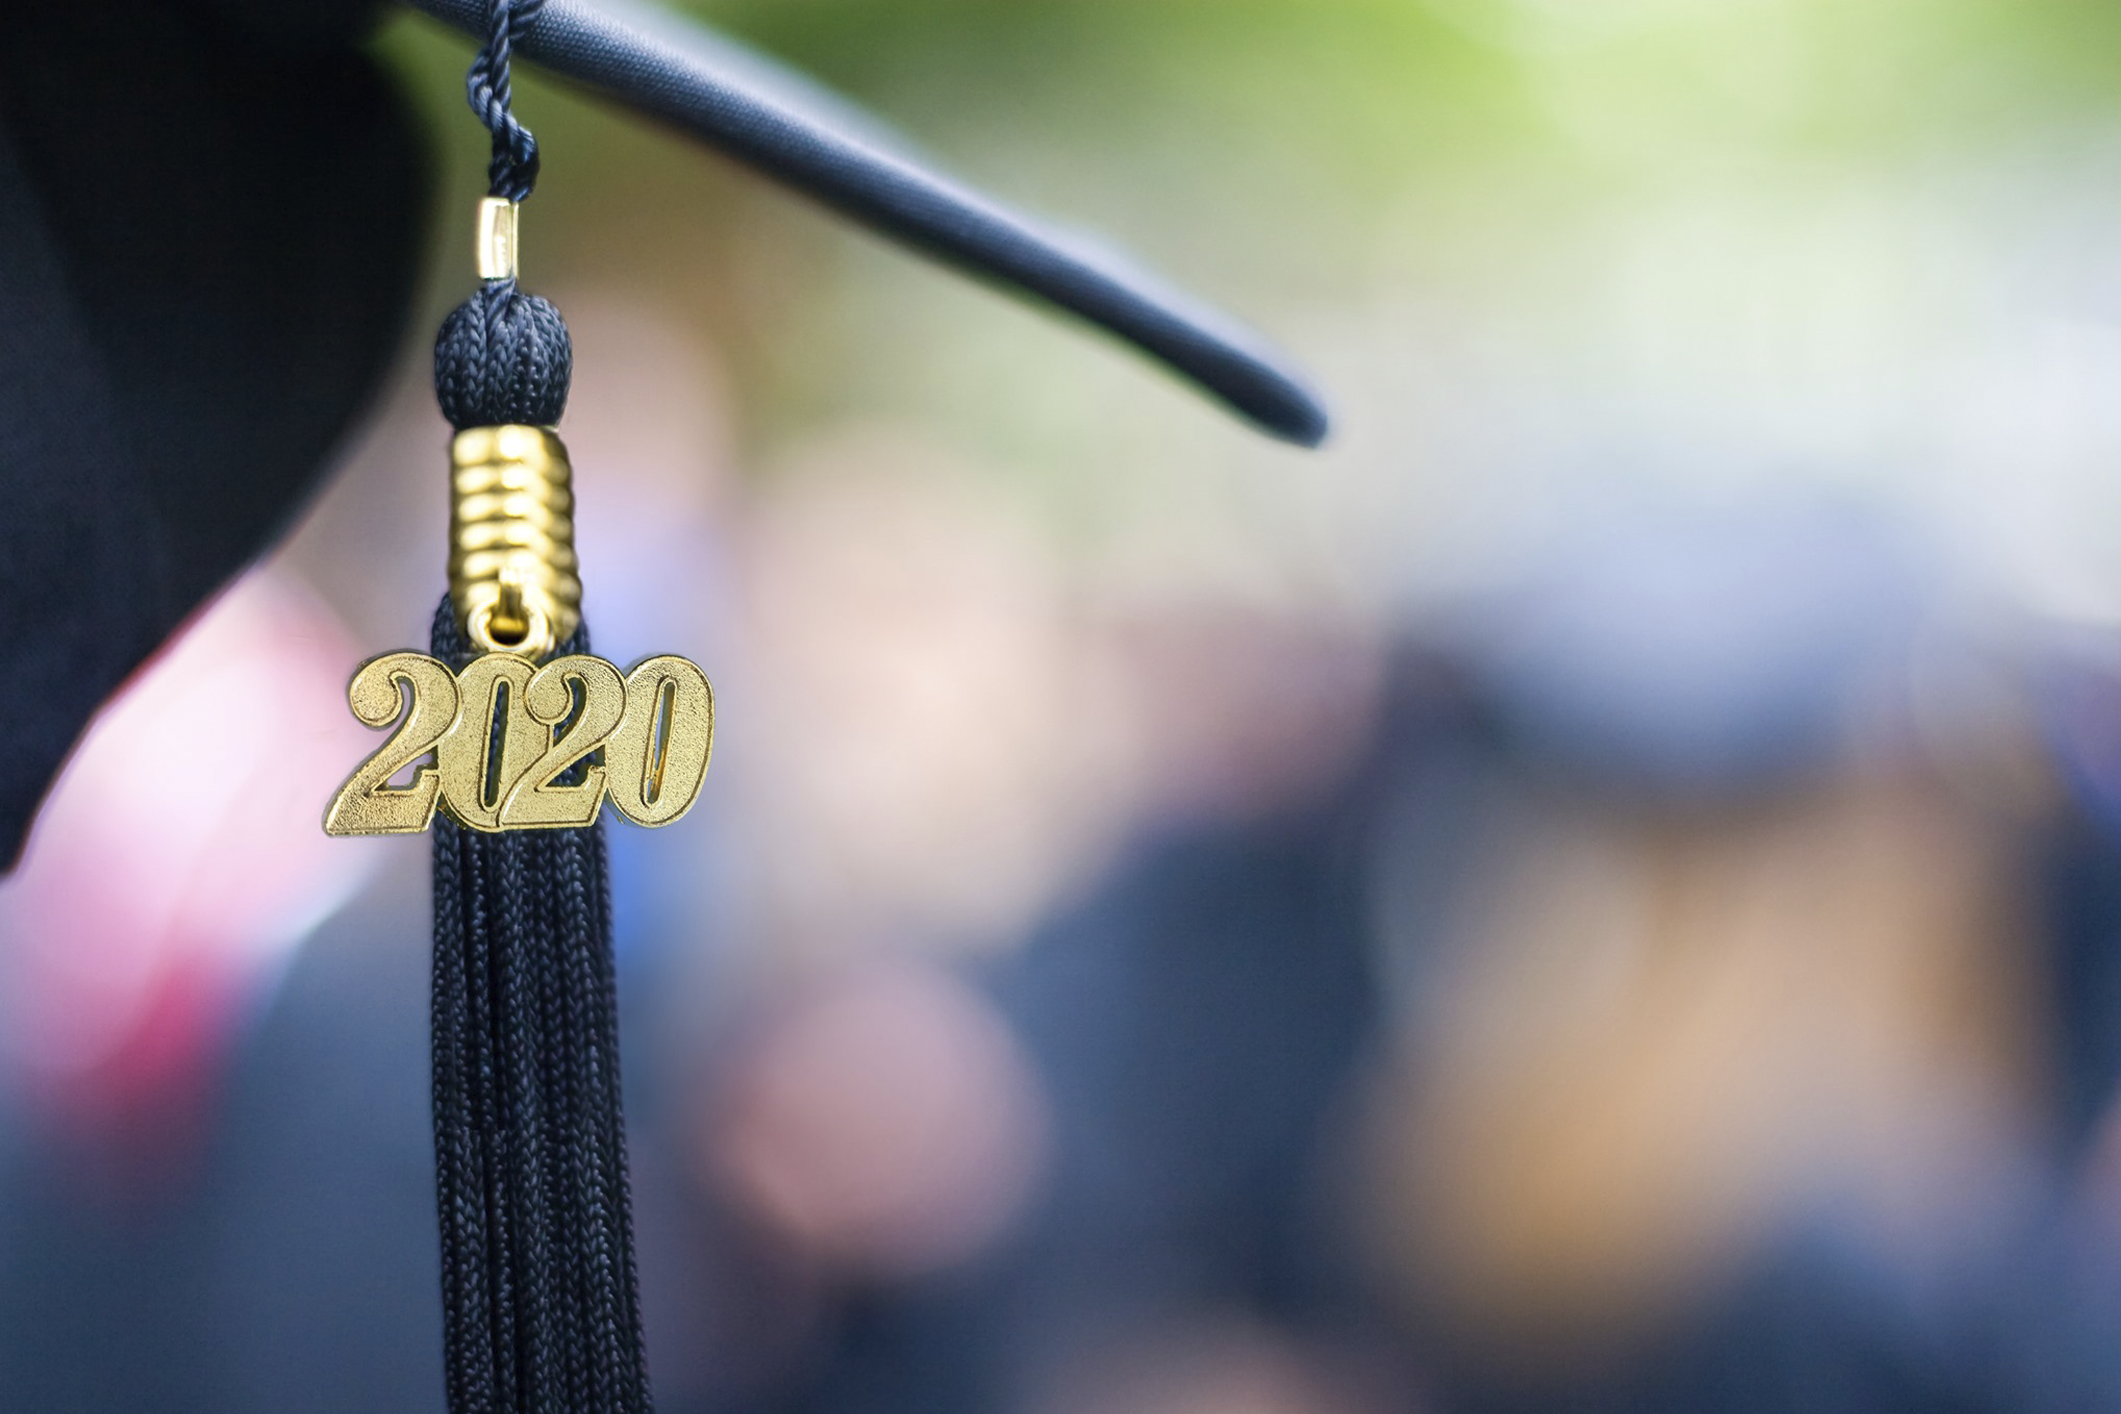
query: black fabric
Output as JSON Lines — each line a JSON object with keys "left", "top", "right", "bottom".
{"left": 0, "top": 0, "right": 429, "bottom": 867}
{"left": 430, "top": 599, "right": 654, "bottom": 1414}
{"left": 403, "top": 0, "right": 1331, "bottom": 449}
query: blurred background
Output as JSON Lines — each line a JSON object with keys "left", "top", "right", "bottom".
{"left": 16, "top": 0, "right": 2121, "bottom": 1410}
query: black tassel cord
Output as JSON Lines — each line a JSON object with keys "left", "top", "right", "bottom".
{"left": 429, "top": 4, "right": 656, "bottom": 1411}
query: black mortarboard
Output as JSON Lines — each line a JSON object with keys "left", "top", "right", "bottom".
{"left": 0, "top": 0, "right": 1327, "bottom": 867}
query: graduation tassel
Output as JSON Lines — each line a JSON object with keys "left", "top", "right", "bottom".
{"left": 323, "top": 4, "right": 712, "bottom": 1409}
{"left": 428, "top": 656, "right": 652, "bottom": 1414}
{"left": 426, "top": 323, "right": 654, "bottom": 1414}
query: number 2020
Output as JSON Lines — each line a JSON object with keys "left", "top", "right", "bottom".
{"left": 324, "top": 652, "right": 714, "bottom": 837}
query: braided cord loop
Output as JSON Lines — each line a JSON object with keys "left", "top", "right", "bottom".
{"left": 467, "top": 0, "right": 547, "bottom": 202}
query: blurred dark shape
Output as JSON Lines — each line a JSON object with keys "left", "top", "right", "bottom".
{"left": 2032, "top": 653, "right": 2121, "bottom": 1153}
{"left": 738, "top": 804, "right": 1382, "bottom": 1414}
{"left": 1446, "top": 500, "right": 1935, "bottom": 795}
{"left": 1429, "top": 1200, "right": 2121, "bottom": 1414}
{"left": 0, "top": 867, "right": 441, "bottom": 1414}
{"left": 763, "top": 496, "right": 2121, "bottom": 1414}
{"left": 0, "top": 0, "right": 429, "bottom": 867}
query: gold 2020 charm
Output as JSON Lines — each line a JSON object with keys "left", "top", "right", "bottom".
{"left": 324, "top": 651, "right": 714, "bottom": 836}
{"left": 326, "top": 409, "right": 713, "bottom": 838}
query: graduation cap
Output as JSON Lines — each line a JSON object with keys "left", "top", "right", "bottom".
{"left": 0, "top": 0, "right": 1329, "bottom": 868}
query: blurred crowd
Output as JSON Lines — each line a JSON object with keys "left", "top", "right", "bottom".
{"left": 14, "top": 0, "right": 2121, "bottom": 1411}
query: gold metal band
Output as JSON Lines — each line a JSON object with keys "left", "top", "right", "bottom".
{"left": 475, "top": 196, "right": 520, "bottom": 281}
{"left": 449, "top": 424, "right": 581, "bottom": 659}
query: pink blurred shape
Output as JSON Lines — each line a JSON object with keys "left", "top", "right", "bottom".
{"left": 0, "top": 570, "right": 381, "bottom": 1150}
{"left": 710, "top": 962, "right": 1050, "bottom": 1275}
